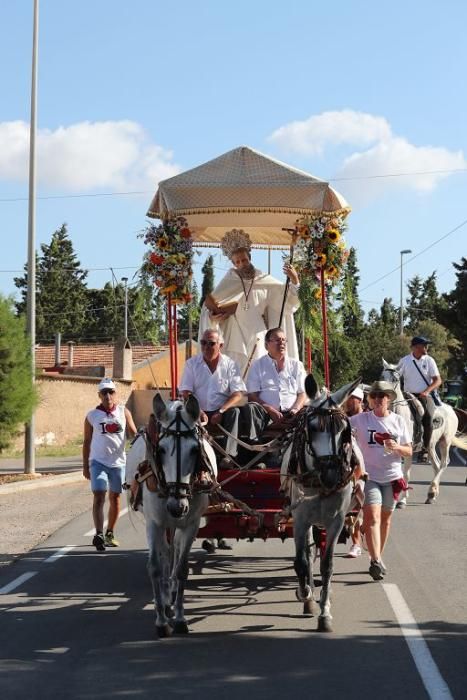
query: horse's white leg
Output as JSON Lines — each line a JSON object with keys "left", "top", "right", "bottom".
{"left": 146, "top": 519, "right": 172, "bottom": 638}
{"left": 170, "top": 525, "right": 197, "bottom": 634}
{"left": 426, "top": 437, "right": 448, "bottom": 504}
{"left": 317, "top": 519, "right": 342, "bottom": 633}
{"left": 397, "top": 455, "right": 412, "bottom": 509}
{"left": 293, "top": 511, "right": 314, "bottom": 616}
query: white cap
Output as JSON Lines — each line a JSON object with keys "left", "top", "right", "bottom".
{"left": 98, "top": 378, "right": 116, "bottom": 392}
{"left": 350, "top": 387, "right": 364, "bottom": 401}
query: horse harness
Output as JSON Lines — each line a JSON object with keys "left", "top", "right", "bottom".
{"left": 287, "top": 404, "right": 354, "bottom": 496}
{"left": 133, "top": 408, "right": 215, "bottom": 506}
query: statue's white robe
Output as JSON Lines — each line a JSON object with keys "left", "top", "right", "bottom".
{"left": 199, "top": 268, "right": 299, "bottom": 376}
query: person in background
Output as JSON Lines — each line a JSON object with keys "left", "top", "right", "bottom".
{"left": 83, "top": 378, "right": 137, "bottom": 552}
{"left": 344, "top": 385, "right": 365, "bottom": 558}
{"left": 397, "top": 336, "right": 441, "bottom": 462}
{"left": 199, "top": 229, "right": 300, "bottom": 375}
{"left": 350, "top": 381, "right": 412, "bottom": 581}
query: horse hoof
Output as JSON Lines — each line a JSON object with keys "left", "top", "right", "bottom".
{"left": 396, "top": 500, "right": 406, "bottom": 509}
{"left": 201, "top": 539, "right": 216, "bottom": 554}
{"left": 156, "top": 624, "right": 173, "bottom": 638}
{"left": 317, "top": 617, "right": 333, "bottom": 633}
{"left": 303, "top": 599, "right": 314, "bottom": 616}
{"left": 173, "top": 620, "right": 189, "bottom": 634}
{"left": 295, "top": 585, "right": 311, "bottom": 603}
{"left": 425, "top": 496, "right": 436, "bottom": 504}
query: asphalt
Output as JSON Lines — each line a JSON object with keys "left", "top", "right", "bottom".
{"left": 0, "top": 455, "right": 84, "bottom": 494}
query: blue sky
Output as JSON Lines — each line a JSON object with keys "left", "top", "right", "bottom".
{"left": 1, "top": 0, "right": 466, "bottom": 318}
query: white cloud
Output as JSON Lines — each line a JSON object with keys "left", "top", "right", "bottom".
{"left": 268, "top": 110, "right": 467, "bottom": 203}
{"left": 335, "top": 136, "right": 467, "bottom": 204}
{"left": 268, "top": 109, "right": 392, "bottom": 155}
{"left": 0, "top": 120, "right": 180, "bottom": 191}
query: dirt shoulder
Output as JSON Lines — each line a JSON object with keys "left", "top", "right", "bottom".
{"left": 0, "top": 480, "right": 91, "bottom": 569}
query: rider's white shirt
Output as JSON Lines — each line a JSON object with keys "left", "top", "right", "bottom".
{"left": 179, "top": 353, "right": 246, "bottom": 412}
{"left": 397, "top": 353, "right": 440, "bottom": 393}
{"left": 246, "top": 354, "right": 306, "bottom": 411}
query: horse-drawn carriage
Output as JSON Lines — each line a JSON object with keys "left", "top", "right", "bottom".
{"left": 128, "top": 146, "right": 369, "bottom": 635}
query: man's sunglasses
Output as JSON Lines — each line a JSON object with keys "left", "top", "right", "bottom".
{"left": 370, "top": 392, "right": 389, "bottom": 399}
{"left": 200, "top": 340, "right": 217, "bottom": 347}
{"left": 100, "top": 389, "right": 115, "bottom": 396}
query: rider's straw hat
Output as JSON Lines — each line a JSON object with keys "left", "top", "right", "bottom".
{"left": 368, "top": 381, "right": 396, "bottom": 401}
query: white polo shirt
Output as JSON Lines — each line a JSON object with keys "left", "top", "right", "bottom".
{"left": 246, "top": 354, "right": 306, "bottom": 411}
{"left": 397, "top": 353, "right": 440, "bottom": 394}
{"left": 179, "top": 353, "right": 246, "bottom": 411}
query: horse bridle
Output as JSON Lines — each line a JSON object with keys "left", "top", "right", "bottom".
{"left": 156, "top": 405, "right": 199, "bottom": 500}
{"left": 306, "top": 405, "right": 352, "bottom": 472}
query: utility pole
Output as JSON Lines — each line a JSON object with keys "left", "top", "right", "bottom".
{"left": 399, "top": 249, "right": 412, "bottom": 335}
{"left": 24, "top": 0, "right": 39, "bottom": 475}
{"left": 121, "top": 277, "right": 128, "bottom": 339}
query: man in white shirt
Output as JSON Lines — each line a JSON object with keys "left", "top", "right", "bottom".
{"left": 397, "top": 336, "right": 442, "bottom": 459}
{"left": 180, "top": 329, "right": 260, "bottom": 463}
{"left": 247, "top": 327, "right": 307, "bottom": 423}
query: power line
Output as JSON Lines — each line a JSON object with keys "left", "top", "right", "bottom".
{"left": 360, "top": 216, "right": 467, "bottom": 292}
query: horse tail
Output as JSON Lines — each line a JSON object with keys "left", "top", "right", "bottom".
{"left": 451, "top": 434, "right": 467, "bottom": 450}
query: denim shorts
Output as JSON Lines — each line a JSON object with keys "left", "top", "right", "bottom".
{"left": 90, "top": 460, "right": 125, "bottom": 493}
{"left": 364, "top": 479, "right": 396, "bottom": 511}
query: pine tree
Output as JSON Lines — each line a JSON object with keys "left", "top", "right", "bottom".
{"left": 0, "top": 295, "right": 38, "bottom": 450}
{"left": 200, "top": 255, "right": 215, "bottom": 307}
{"left": 405, "top": 272, "right": 444, "bottom": 331}
{"left": 14, "top": 224, "right": 88, "bottom": 341}
{"left": 178, "top": 280, "right": 200, "bottom": 339}
{"left": 336, "top": 247, "right": 364, "bottom": 337}
{"left": 438, "top": 257, "right": 467, "bottom": 373}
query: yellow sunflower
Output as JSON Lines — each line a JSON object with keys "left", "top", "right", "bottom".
{"left": 327, "top": 229, "right": 341, "bottom": 243}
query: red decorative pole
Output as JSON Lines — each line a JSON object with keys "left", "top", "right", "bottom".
{"left": 320, "top": 268, "right": 330, "bottom": 388}
{"left": 305, "top": 337, "right": 312, "bottom": 373}
{"left": 172, "top": 302, "right": 178, "bottom": 397}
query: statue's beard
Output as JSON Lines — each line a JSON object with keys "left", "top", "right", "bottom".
{"left": 234, "top": 264, "right": 255, "bottom": 280}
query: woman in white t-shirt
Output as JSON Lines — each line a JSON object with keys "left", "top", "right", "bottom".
{"left": 350, "top": 381, "right": 412, "bottom": 581}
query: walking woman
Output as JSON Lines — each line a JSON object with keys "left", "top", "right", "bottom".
{"left": 350, "top": 381, "right": 412, "bottom": 580}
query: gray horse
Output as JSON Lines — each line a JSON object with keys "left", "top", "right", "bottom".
{"left": 281, "top": 375, "right": 362, "bottom": 633}
{"left": 126, "top": 393, "right": 217, "bottom": 637}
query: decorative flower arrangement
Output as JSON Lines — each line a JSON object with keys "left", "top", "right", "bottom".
{"left": 289, "top": 213, "right": 350, "bottom": 321}
{"left": 140, "top": 217, "right": 194, "bottom": 304}
{"left": 292, "top": 214, "right": 349, "bottom": 284}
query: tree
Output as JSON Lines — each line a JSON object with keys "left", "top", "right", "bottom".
{"left": 437, "top": 257, "right": 467, "bottom": 374}
{"left": 336, "top": 247, "right": 365, "bottom": 338}
{"left": 200, "top": 255, "right": 214, "bottom": 307}
{"left": 405, "top": 272, "right": 444, "bottom": 331}
{"left": 0, "top": 295, "right": 38, "bottom": 450}
{"left": 178, "top": 280, "right": 200, "bottom": 339}
{"left": 14, "top": 224, "right": 88, "bottom": 341}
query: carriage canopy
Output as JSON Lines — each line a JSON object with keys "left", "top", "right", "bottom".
{"left": 147, "top": 145, "right": 350, "bottom": 248}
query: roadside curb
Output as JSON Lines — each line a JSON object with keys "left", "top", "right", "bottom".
{"left": 0, "top": 471, "right": 86, "bottom": 495}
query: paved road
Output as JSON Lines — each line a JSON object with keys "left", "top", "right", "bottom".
{"left": 0, "top": 462, "right": 465, "bottom": 699}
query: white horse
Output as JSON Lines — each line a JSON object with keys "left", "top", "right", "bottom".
{"left": 126, "top": 393, "right": 217, "bottom": 637}
{"left": 381, "top": 359, "right": 467, "bottom": 504}
{"left": 281, "top": 375, "right": 362, "bottom": 633}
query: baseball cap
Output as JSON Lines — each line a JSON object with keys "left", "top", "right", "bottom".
{"left": 350, "top": 387, "right": 364, "bottom": 401}
{"left": 411, "top": 336, "right": 431, "bottom": 346}
{"left": 98, "top": 378, "right": 116, "bottom": 392}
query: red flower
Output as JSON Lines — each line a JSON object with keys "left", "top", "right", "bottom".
{"left": 150, "top": 253, "right": 164, "bottom": 265}
{"left": 180, "top": 227, "right": 191, "bottom": 239}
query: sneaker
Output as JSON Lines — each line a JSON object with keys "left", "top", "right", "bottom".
{"left": 217, "top": 538, "right": 232, "bottom": 550}
{"left": 104, "top": 531, "right": 119, "bottom": 547}
{"left": 93, "top": 533, "right": 106, "bottom": 552}
{"left": 347, "top": 544, "right": 362, "bottom": 558}
{"left": 369, "top": 560, "right": 384, "bottom": 581}
{"left": 379, "top": 559, "right": 387, "bottom": 575}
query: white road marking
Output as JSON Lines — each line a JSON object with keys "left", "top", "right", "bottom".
{"left": 43, "top": 545, "right": 77, "bottom": 563}
{"left": 0, "top": 571, "right": 38, "bottom": 594}
{"left": 84, "top": 507, "right": 129, "bottom": 537}
{"left": 383, "top": 583, "right": 454, "bottom": 700}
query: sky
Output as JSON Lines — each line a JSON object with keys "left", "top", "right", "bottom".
{"left": 1, "top": 0, "right": 466, "bottom": 322}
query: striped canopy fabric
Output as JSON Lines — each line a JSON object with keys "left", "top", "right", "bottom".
{"left": 147, "top": 146, "right": 350, "bottom": 248}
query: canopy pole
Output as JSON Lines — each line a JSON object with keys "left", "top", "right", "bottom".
{"left": 320, "top": 269, "right": 330, "bottom": 389}
{"left": 278, "top": 230, "right": 296, "bottom": 329}
{"left": 305, "top": 337, "right": 312, "bottom": 374}
{"left": 172, "top": 303, "right": 179, "bottom": 397}
{"left": 167, "top": 293, "right": 176, "bottom": 399}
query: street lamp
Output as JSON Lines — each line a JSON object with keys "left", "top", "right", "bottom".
{"left": 400, "top": 249, "right": 412, "bottom": 335}
{"left": 121, "top": 277, "right": 128, "bottom": 339}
